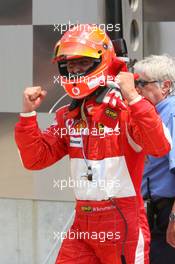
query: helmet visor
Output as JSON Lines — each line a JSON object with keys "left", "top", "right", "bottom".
{"left": 55, "top": 42, "right": 101, "bottom": 61}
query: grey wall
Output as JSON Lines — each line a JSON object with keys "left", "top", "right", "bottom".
{"left": 143, "top": 0, "right": 175, "bottom": 57}
{"left": 0, "top": 0, "right": 32, "bottom": 25}
{"left": 0, "top": 199, "right": 74, "bottom": 264}
{"left": 33, "top": 0, "right": 106, "bottom": 25}
{"left": 144, "top": 22, "right": 175, "bottom": 57}
{"left": 0, "top": 26, "right": 33, "bottom": 113}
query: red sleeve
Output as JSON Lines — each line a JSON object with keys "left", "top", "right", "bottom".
{"left": 128, "top": 98, "right": 171, "bottom": 156}
{"left": 14, "top": 110, "right": 68, "bottom": 170}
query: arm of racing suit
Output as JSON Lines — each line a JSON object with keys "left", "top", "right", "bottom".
{"left": 127, "top": 98, "right": 172, "bottom": 156}
{"left": 14, "top": 109, "right": 68, "bottom": 170}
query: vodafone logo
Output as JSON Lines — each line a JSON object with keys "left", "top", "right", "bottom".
{"left": 72, "top": 87, "right": 80, "bottom": 96}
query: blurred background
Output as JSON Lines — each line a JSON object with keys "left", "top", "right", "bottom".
{"left": 0, "top": 0, "right": 175, "bottom": 263}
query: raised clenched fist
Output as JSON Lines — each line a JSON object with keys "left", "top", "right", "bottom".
{"left": 116, "top": 72, "right": 139, "bottom": 103}
{"left": 22, "top": 86, "right": 47, "bottom": 113}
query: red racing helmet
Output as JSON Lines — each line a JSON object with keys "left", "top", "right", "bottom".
{"left": 53, "top": 24, "right": 116, "bottom": 99}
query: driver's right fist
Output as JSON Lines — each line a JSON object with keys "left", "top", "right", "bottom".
{"left": 22, "top": 86, "right": 47, "bottom": 113}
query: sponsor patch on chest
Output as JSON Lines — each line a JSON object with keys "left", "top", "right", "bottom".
{"left": 105, "top": 108, "right": 118, "bottom": 119}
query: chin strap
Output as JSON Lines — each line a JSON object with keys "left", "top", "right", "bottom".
{"left": 66, "top": 86, "right": 107, "bottom": 119}
{"left": 66, "top": 99, "right": 83, "bottom": 119}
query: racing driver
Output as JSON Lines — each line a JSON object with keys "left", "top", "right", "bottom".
{"left": 15, "top": 24, "right": 171, "bottom": 264}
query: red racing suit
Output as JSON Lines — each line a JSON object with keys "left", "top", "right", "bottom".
{"left": 15, "top": 98, "right": 171, "bottom": 264}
